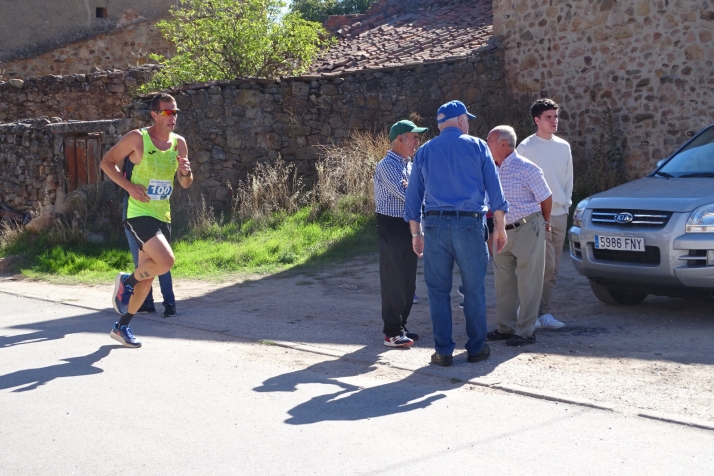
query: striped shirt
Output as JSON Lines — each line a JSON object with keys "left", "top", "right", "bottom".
{"left": 496, "top": 151, "right": 551, "bottom": 224}
{"left": 374, "top": 150, "right": 412, "bottom": 217}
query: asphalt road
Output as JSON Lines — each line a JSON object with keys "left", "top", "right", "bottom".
{"left": 1, "top": 293, "right": 713, "bottom": 475}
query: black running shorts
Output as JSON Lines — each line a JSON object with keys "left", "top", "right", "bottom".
{"left": 125, "top": 216, "right": 171, "bottom": 251}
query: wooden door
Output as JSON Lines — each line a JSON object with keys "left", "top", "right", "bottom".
{"left": 64, "top": 133, "right": 102, "bottom": 191}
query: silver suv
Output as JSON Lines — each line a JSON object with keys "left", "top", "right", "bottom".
{"left": 570, "top": 122, "right": 714, "bottom": 304}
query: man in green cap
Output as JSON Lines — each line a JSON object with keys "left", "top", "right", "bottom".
{"left": 374, "top": 119, "right": 428, "bottom": 347}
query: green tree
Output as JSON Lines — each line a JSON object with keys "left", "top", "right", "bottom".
{"left": 143, "top": 0, "right": 334, "bottom": 91}
{"left": 291, "top": 0, "right": 372, "bottom": 24}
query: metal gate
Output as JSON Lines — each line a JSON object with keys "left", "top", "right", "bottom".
{"left": 64, "top": 133, "right": 102, "bottom": 191}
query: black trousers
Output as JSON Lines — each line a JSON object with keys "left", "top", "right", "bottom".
{"left": 376, "top": 213, "right": 418, "bottom": 337}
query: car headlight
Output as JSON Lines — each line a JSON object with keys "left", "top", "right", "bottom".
{"left": 572, "top": 198, "right": 590, "bottom": 227}
{"left": 686, "top": 204, "right": 714, "bottom": 233}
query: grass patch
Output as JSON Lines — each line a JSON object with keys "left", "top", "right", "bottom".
{"left": 1, "top": 205, "right": 376, "bottom": 283}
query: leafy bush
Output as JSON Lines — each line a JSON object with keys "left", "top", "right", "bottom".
{"left": 143, "top": 0, "right": 334, "bottom": 91}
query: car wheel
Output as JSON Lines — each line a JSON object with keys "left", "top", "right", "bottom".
{"left": 588, "top": 279, "right": 648, "bottom": 305}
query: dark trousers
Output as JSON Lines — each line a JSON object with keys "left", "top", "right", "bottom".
{"left": 377, "top": 213, "right": 418, "bottom": 337}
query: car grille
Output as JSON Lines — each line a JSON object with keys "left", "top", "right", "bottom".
{"left": 591, "top": 245, "right": 661, "bottom": 265}
{"left": 591, "top": 209, "right": 671, "bottom": 228}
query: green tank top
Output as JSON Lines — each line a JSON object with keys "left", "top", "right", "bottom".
{"left": 126, "top": 128, "right": 179, "bottom": 222}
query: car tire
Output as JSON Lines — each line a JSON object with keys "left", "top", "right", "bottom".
{"left": 589, "top": 279, "right": 648, "bottom": 305}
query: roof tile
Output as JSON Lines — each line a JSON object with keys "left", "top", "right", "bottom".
{"left": 313, "top": 0, "right": 493, "bottom": 74}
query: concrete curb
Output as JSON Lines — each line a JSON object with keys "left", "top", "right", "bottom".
{"left": 638, "top": 411, "right": 714, "bottom": 431}
{"left": 2, "top": 289, "right": 712, "bottom": 432}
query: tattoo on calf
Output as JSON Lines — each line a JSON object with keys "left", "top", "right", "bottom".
{"left": 140, "top": 271, "right": 150, "bottom": 279}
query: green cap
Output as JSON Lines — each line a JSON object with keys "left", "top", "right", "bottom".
{"left": 389, "top": 120, "right": 428, "bottom": 142}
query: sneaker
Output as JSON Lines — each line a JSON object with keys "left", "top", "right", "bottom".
{"left": 112, "top": 273, "right": 134, "bottom": 315}
{"left": 537, "top": 313, "right": 565, "bottom": 329}
{"left": 413, "top": 293, "right": 419, "bottom": 304}
{"left": 137, "top": 303, "right": 156, "bottom": 314}
{"left": 457, "top": 286, "right": 464, "bottom": 309}
{"left": 163, "top": 303, "right": 176, "bottom": 318}
{"left": 402, "top": 327, "right": 419, "bottom": 341}
{"left": 384, "top": 334, "right": 414, "bottom": 347}
{"left": 110, "top": 323, "right": 142, "bottom": 348}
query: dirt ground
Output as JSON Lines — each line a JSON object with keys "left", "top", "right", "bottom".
{"left": 1, "top": 251, "right": 713, "bottom": 425}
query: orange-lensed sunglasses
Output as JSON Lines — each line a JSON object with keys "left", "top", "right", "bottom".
{"left": 154, "top": 109, "right": 180, "bottom": 116}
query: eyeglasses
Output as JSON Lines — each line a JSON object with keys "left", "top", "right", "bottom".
{"left": 153, "top": 109, "right": 180, "bottom": 117}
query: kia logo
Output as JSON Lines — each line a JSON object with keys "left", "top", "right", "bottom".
{"left": 615, "top": 212, "right": 634, "bottom": 224}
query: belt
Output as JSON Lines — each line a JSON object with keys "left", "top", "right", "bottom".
{"left": 425, "top": 210, "right": 481, "bottom": 218}
{"left": 506, "top": 212, "right": 540, "bottom": 230}
{"left": 505, "top": 217, "right": 528, "bottom": 230}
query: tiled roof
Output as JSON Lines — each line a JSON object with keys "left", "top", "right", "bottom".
{"left": 312, "top": 0, "right": 493, "bottom": 74}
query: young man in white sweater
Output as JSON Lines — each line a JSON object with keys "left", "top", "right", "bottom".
{"left": 516, "top": 99, "right": 572, "bottom": 329}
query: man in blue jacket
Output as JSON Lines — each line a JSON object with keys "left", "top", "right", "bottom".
{"left": 404, "top": 100, "right": 508, "bottom": 366}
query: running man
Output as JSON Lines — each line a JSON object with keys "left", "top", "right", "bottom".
{"left": 100, "top": 92, "right": 193, "bottom": 348}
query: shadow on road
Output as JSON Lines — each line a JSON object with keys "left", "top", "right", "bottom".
{"left": 254, "top": 345, "right": 495, "bottom": 424}
{"left": 0, "top": 344, "right": 118, "bottom": 392}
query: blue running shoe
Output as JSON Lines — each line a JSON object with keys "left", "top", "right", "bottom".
{"left": 110, "top": 323, "right": 142, "bottom": 348}
{"left": 112, "top": 272, "right": 134, "bottom": 315}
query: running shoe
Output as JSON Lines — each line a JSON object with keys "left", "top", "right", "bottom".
{"left": 403, "top": 326, "right": 419, "bottom": 341}
{"left": 457, "top": 285, "right": 465, "bottom": 309}
{"left": 536, "top": 313, "right": 565, "bottom": 329}
{"left": 112, "top": 273, "right": 134, "bottom": 315}
{"left": 110, "top": 323, "right": 142, "bottom": 348}
{"left": 384, "top": 334, "right": 414, "bottom": 347}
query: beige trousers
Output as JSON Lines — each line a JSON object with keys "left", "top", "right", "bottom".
{"left": 539, "top": 213, "right": 568, "bottom": 315}
{"left": 493, "top": 211, "right": 546, "bottom": 338}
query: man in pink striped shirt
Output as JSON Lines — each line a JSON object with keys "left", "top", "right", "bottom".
{"left": 485, "top": 126, "right": 552, "bottom": 347}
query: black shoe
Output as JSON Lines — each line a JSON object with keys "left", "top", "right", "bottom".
{"left": 467, "top": 343, "right": 490, "bottom": 363}
{"left": 137, "top": 303, "right": 157, "bottom": 314}
{"left": 506, "top": 334, "right": 536, "bottom": 347}
{"left": 430, "top": 352, "right": 453, "bottom": 367}
{"left": 403, "top": 326, "right": 419, "bottom": 341}
{"left": 163, "top": 303, "right": 176, "bottom": 318}
{"left": 486, "top": 329, "right": 513, "bottom": 341}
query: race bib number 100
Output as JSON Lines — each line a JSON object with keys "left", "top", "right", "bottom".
{"left": 147, "top": 179, "right": 173, "bottom": 201}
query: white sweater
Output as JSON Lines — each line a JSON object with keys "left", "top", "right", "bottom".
{"left": 516, "top": 134, "right": 573, "bottom": 216}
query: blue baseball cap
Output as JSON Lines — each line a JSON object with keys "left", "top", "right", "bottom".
{"left": 436, "top": 100, "right": 477, "bottom": 124}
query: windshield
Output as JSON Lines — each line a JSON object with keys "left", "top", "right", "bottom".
{"left": 658, "top": 125, "right": 714, "bottom": 177}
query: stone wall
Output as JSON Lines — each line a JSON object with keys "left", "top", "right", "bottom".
{"left": 1, "top": 20, "right": 174, "bottom": 80}
{"left": 0, "top": 47, "right": 504, "bottom": 214}
{"left": 493, "top": 0, "right": 714, "bottom": 177}
{"left": 125, "top": 49, "right": 505, "bottom": 209}
{"left": 0, "top": 119, "right": 129, "bottom": 213}
{"left": 0, "top": 65, "right": 159, "bottom": 123}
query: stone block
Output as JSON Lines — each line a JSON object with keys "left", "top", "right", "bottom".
{"left": 236, "top": 90, "right": 263, "bottom": 107}
{"left": 290, "top": 82, "right": 310, "bottom": 98}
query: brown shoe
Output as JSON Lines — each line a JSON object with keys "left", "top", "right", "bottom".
{"left": 430, "top": 352, "right": 453, "bottom": 367}
{"left": 467, "top": 344, "right": 490, "bottom": 363}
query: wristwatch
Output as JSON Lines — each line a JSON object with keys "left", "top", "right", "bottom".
{"left": 411, "top": 232, "right": 422, "bottom": 237}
